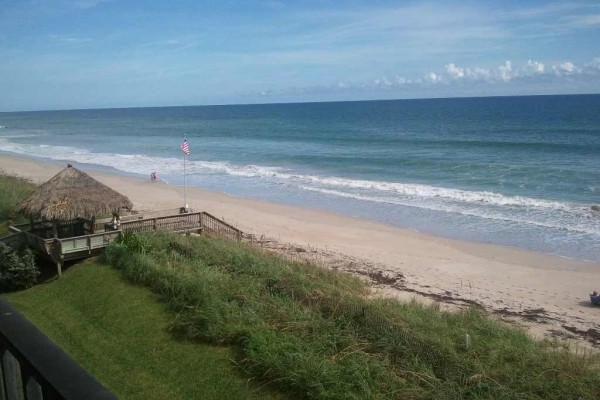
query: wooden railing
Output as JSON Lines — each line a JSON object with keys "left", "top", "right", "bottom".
{"left": 8, "top": 231, "right": 121, "bottom": 260}
{"left": 0, "top": 299, "right": 117, "bottom": 400}
{"left": 9, "top": 219, "right": 95, "bottom": 239}
{"left": 120, "top": 212, "right": 202, "bottom": 234}
{"left": 58, "top": 231, "right": 121, "bottom": 256}
{"left": 200, "top": 212, "right": 242, "bottom": 242}
{"left": 23, "top": 232, "right": 51, "bottom": 254}
{"left": 4, "top": 211, "right": 242, "bottom": 261}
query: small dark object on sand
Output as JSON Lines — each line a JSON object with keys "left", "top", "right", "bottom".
{"left": 591, "top": 291, "right": 600, "bottom": 306}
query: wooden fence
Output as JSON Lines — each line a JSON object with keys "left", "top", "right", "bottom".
{"left": 120, "top": 212, "right": 202, "bottom": 234}
{"left": 199, "top": 212, "right": 242, "bottom": 242}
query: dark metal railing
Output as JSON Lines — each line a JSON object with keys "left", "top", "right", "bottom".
{"left": 0, "top": 299, "right": 117, "bottom": 400}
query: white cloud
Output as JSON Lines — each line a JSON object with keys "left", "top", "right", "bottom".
{"left": 565, "top": 14, "right": 600, "bottom": 28}
{"left": 465, "top": 66, "right": 492, "bottom": 81}
{"left": 445, "top": 63, "right": 465, "bottom": 79}
{"left": 560, "top": 62, "right": 575, "bottom": 72}
{"left": 426, "top": 72, "right": 442, "bottom": 83}
{"left": 526, "top": 59, "right": 545, "bottom": 73}
{"left": 276, "top": 56, "right": 600, "bottom": 98}
{"left": 552, "top": 61, "right": 577, "bottom": 75}
{"left": 498, "top": 61, "right": 513, "bottom": 82}
{"left": 394, "top": 76, "right": 410, "bottom": 85}
{"left": 73, "top": 0, "right": 113, "bottom": 9}
{"left": 49, "top": 35, "right": 94, "bottom": 45}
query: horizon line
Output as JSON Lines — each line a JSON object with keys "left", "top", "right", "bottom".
{"left": 1, "top": 92, "right": 599, "bottom": 114}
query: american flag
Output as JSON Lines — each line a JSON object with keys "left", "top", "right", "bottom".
{"left": 180, "top": 139, "right": 190, "bottom": 155}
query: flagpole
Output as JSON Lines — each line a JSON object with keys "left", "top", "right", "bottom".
{"left": 180, "top": 137, "right": 190, "bottom": 212}
{"left": 183, "top": 142, "right": 188, "bottom": 211}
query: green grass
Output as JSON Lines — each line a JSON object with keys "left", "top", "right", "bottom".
{"left": 0, "top": 173, "right": 36, "bottom": 236}
{"left": 102, "top": 232, "right": 600, "bottom": 400}
{"left": 2, "top": 261, "right": 287, "bottom": 400}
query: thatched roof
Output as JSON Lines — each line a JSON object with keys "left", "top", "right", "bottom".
{"left": 19, "top": 164, "right": 133, "bottom": 221}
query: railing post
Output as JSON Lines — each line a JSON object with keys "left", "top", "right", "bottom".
{"left": 1, "top": 348, "right": 23, "bottom": 399}
{"left": 22, "top": 365, "right": 44, "bottom": 400}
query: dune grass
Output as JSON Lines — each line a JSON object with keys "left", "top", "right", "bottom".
{"left": 2, "top": 261, "right": 288, "bottom": 400}
{"left": 102, "top": 232, "right": 600, "bottom": 400}
{"left": 0, "top": 173, "right": 36, "bottom": 235}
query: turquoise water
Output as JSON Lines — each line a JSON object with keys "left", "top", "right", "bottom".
{"left": 1, "top": 95, "right": 599, "bottom": 261}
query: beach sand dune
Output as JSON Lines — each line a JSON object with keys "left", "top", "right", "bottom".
{"left": 2, "top": 155, "right": 599, "bottom": 348}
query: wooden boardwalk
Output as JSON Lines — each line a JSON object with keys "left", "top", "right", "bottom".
{"left": 1, "top": 210, "right": 242, "bottom": 266}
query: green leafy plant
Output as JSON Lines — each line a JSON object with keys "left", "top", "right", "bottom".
{"left": 0, "top": 243, "right": 39, "bottom": 292}
{"left": 113, "top": 231, "right": 153, "bottom": 254}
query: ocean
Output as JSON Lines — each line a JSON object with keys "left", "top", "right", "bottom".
{"left": 1, "top": 95, "right": 599, "bottom": 262}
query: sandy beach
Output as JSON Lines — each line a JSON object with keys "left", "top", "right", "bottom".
{"left": 2, "top": 155, "right": 599, "bottom": 348}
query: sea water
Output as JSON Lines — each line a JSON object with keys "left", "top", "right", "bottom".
{"left": 1, "top": 95, "right": 599, "bottom": 262}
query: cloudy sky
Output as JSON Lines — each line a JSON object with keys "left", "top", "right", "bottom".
{"left": 1, "top": 0, "right": 599, "bottom": 111}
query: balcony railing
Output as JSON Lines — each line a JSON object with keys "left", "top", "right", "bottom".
{"left": 0, "top": 299, "right": 116, "bottom": 400}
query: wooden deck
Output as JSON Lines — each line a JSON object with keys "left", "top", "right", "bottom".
{"left": 1, "top": 210, "right": 242, "bottom": 265}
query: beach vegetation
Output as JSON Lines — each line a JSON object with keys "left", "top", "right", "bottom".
{"left": 99, "top": 232, "right": 600, "bottom": 400}
{"left": 0, "top": 173, "right": 36, "bottom": 235}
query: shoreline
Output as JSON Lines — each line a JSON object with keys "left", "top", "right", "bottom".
{"left": 2, "top": 155, "right": 599, "bottom": 347}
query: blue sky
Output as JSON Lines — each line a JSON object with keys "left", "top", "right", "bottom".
{"left": 1, "top": 0, "right": 599, "bottom": 111}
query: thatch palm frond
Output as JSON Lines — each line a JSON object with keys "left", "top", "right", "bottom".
{"left": 18, "top": 164, "right": 133, "bottom": 220}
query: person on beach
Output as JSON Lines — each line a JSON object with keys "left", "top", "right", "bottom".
{"left": 591, "top": 291, "right": 600, "bottom": 306}
{"left": 151, "top": 171, "right": 157, "bottom": 182}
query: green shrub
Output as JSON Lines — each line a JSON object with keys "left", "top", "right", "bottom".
{"left": 0, "top": 243, "right": 39, "bottom": 292}
{"left": 113, "top": 230, "right": 153, "bottom": 254}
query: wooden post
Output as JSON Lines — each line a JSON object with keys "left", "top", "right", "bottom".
{"left": 52, "top": 238, "right": 62, "bottom": 278}
{"left": 52, "top": 220, "right": 58, "bottom": 238}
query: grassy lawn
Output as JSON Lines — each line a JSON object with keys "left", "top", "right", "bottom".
{"left": 2, "top": 261, "right": 287, "bottom": 400}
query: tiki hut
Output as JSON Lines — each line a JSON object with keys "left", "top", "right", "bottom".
{"left": 18, "top": 164, "right": 132, "bottom": 276}
{"left": 19, "top": 164, "right": 132, "bottom": 225}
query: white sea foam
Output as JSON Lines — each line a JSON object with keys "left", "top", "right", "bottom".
{"left": 190, "top": 160, "right": 577, "bottom": 212}
{"left": 0, "top": 138, "right": 596, "bottom": 237}
{"left": 299, "top": 186, "right": 600, "bottom": 236}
